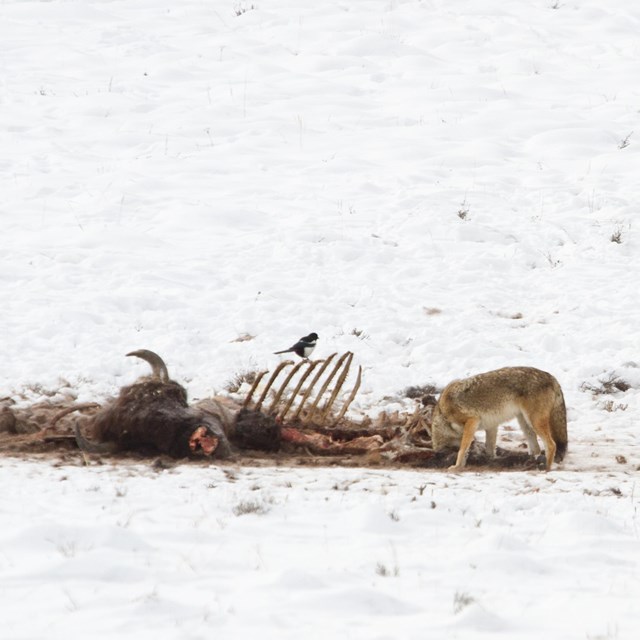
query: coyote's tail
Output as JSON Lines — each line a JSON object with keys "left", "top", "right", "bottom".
{"left": 551, "top": 381, "right": 568, "bottom": 461}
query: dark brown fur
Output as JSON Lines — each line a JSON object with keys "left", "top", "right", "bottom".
{"left": 231, "top": 408, "right": 281, "bottom": 452}
{"left": 74, "top": 350, "right": 231, "bottom": 459}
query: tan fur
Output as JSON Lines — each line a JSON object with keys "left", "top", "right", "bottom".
{"left": 430, "top": 366, "right": 568, "bottom": 471}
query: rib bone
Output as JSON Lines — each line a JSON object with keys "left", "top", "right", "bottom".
{"left": 242, "top": 370, "right": 269, "bottom": 409}
{"left": 332, "top": 365, "right": 362, "bottom": 425}
{"left": 303, "top": 351, "right": 352, "bottom": 425}
{"left": 278, "top": 359, "right": 321, "bottom": 422}
{"left": 290, "top": 353, "right": 337, "bottom": 422}
{"left": 253, "top": 361, "right": 294, "bottom": 412}
{"left": 318, "top": 351, "right": 353, "bottom": 422}
{"left": 267, "top": 360, "right": 307, "bottom": 415}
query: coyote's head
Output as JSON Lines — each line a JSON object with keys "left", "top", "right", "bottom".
{"left": 430, "top": 404, "right": 463, "bottom": 452}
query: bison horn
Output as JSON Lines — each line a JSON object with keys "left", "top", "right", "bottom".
{"left": 126, "top": 349, "right": 170, "bottom": 382}
{"left": 73, "top": 422, "right": 118, "bottom": 455}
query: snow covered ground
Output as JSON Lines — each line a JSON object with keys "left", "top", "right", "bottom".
{"left": 1, "top": 460, "right": 639, "bottom": 640}
{"left": 1, "top": 0, "right": 639, "bottom": 637}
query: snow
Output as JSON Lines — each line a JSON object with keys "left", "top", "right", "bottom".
{"left": 2, "top": 463, "right": 639, "bottom": 639}
{"left": 1, "top": 0, "right": 639, "bottom": 637}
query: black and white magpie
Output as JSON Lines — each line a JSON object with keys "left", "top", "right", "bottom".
{"left": 273, "top": 332, "right": 319, "bottom": 359}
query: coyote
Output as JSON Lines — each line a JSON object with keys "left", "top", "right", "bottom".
{"left": 430, "top": 366, "right": 568, "bottom": 471}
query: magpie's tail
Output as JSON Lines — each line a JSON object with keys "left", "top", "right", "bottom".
{"left": 273, "top": 349, "right": 292, "bottom": 355}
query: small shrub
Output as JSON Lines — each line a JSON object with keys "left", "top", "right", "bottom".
{"left": 225, "top": 369, "right": 258, "bottom": 393}
{"left": 403, "top": 384, "right": 438, "bottom": 400}
{"left": 453, "top": 591, "right": 475, "bottom": 614}
{"left": 599, "top": 400, "right": 628, "bottom": 413}
{"left": 618, "top": 131, "right": 633, "bottom": 149}
{"left": 50, "top": 539, "right": 78, "bottom": 558}
{"left": 610, "top": 228, "right": 623, "bottom": 244}
{"left": 544, "top": 252, "right": 561, "bottom": 268}
{"left": 375, "top": 562, "right": 399, "bottom": 577}
{"left": 234, "top": 3, "right": 256, "bottom": 15}
{"left": 581, "top": 373, "right": 631, "bottom": 396}
{"left": 232, "top": 500, "right": 270, "bottom": 516}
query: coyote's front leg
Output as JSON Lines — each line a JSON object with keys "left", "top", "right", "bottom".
{"left": 448, "top": 417, "right": 480, "bottom": 472}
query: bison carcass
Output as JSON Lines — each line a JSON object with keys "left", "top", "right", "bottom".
{"left": 74, "top": 349, "right": 231, "bottom": 459}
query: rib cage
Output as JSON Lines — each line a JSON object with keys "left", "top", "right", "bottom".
{"left": 242, "top": 352, "right": 362, "bottom": 426}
